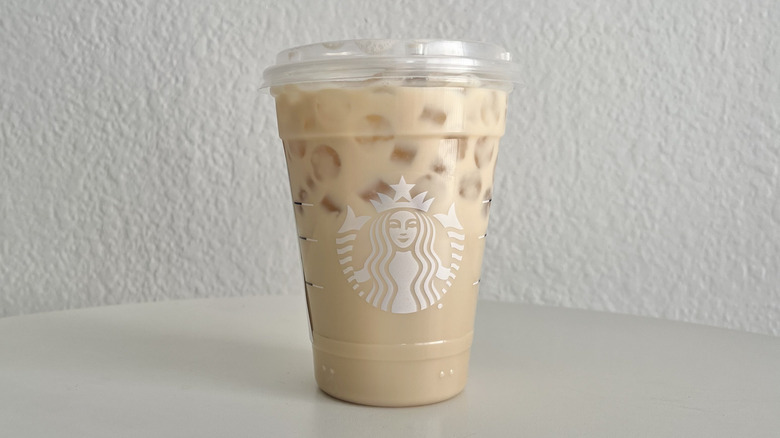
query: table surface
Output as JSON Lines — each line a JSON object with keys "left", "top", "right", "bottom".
{"left": 1, "top": 296, "right": 779, "bottom": 437}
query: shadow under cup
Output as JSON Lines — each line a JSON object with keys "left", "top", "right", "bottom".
{"left": 264, "top": 39, "right": 518, "bottom": 407}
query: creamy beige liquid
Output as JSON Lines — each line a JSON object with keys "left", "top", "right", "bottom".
{"left": 272, "top": 83, "right": 508, "bottom": 406}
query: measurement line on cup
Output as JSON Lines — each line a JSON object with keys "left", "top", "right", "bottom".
{"left": 305, "top": 281, "right": 324, "bottom": 289}
{"left": 299, "top": 235, "right": 318, "bottom": 242}
{"left": 478, "top": 233, "right": 487, "bottom": 239}
{"left": 482, "top": 198, "right": 492, "bottom": 204}
{"left": 473, "top": 279, "right": 481, "bottom": 286}
{"left": 293, "top": 201, "right": 314, "bottom": 207}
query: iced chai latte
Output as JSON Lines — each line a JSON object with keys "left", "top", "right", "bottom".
{"left": 264, "top": 40, "right": 518, "bottom": 406}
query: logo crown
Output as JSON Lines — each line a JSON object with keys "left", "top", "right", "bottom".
{"left": 370, "top": 177, "right": 434, "bottom": 213}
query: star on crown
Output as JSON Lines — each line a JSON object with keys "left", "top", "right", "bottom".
{"left": 370, "top": 177, "right": 434, "bottom": 213}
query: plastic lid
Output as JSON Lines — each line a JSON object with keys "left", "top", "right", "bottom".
{"left": 262, "top": 39, "right": 521, "bottom": 89}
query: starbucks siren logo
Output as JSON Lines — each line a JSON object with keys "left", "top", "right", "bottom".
{"left": 336, "top": 177, "right": 464, "bottom": 314}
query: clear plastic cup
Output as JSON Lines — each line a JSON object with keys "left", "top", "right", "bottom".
{"left": 263, "top": 39, "right": 519, "bottom": 406}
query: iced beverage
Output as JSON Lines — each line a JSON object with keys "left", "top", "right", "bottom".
{"left": 263, "top": 40, "right": 518, "bottom": 406}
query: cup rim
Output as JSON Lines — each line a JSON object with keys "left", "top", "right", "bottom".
{"left": 262, "top": 39, "right": 521, "bottom": 89}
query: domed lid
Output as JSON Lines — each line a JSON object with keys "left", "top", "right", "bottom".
{"left": 262, "top": 39, "right": 521, "bottom": 89}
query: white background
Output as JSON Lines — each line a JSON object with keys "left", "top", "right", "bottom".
{"left": 1, "top": 0, "right": 778, "bottom": 335}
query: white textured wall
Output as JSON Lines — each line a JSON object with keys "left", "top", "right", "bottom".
{"left": 1, "top": 0, "right": 778, "bottom": 335}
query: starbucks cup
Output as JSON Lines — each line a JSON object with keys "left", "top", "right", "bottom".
{"left": 263, "top": 39, "right": 519, "bottom": 406}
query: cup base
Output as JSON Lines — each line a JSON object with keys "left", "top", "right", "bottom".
{"left": 312, "top": 345, "right": 471, "bottom": 407}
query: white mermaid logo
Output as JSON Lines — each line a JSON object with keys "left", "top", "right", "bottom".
{"left": 337, "top": 177, "right": 464, "bottom": 314}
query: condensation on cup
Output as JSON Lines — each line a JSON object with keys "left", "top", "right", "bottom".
{"left": 262, "top": 39, "right": 520, "bottom": 406}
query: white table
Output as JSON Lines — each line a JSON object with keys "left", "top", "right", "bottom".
{"left": 1, "top": 296, "right": 779, "bottom": 437}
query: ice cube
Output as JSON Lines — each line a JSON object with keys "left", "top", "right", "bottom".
{"left": 320, "top": 195, "right": 342, "bottom": 213}
{"left": 412, "top": 175, "right": 446, "bottom": 203}
{"left": 364, "top": 114, "right": 392, "bottom": 133}
{"left": 459, "top": 172, "right": 482, "bottom": 200}
{"left": 283, "top": 140, "right": 306, "bottom": 159}
{"left": 391, "top": 144, "right": 417, "bottom": 164}
{"left": 445, "top": 137, "right": 468, "bottom": 161}
{"left": 420, "top": 107, "right": 447, "bottom": 125}
{"left": 360, "top": 180, "right": 392, "bottom": 202}
{"left": 481, "top": 91, "right": 502, "bottom": 126}
{"left": 433, "top": 138, "right": 458, "bottom": 174}
{"left": 315, "top": 90, "right": 351, "bottom": 125}
{"left": 432, "top": 161, "right": 448, "bottom": 174}
{"left": 474, "top": 137, "right": 494, "bottom": 169}
{"left": 311, "top": 145, "right": 341, "bottom": 181}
